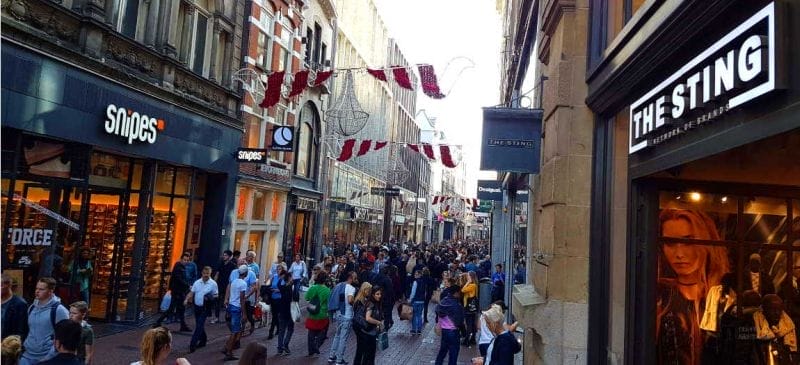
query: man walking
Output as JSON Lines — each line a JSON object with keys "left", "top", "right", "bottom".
{"left": 223, "top": 266, "right": 249, "bottom": 361}
{"left": 409, "top": 270, "right": 427, "bottom": 335}
{"left": 19, "top": 277, "right": 70, "bottom": 365}
{"left": 35, "top": 320, "right": 83, "bottom": 365}
{"left": 213, "top": 250, "right": 236, "bottom": 324}
{"left": 327, "top": 271, "right": 357, "bottom": 365}
{"left": 154, "top": 253, "right": 191, "bottom": 331}
{"left": 2, "top": 273, "right": 28, "bottom": 340}
{"left": 185, "top": 266, "right": 218, "bottom": 353}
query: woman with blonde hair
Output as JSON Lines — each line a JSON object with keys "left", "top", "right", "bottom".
{"left": 657, "top": 209, "right": 729, "bottom": 365}
{"left": 131, "top": 327, "right": 190, "bottom": 365}
{"left": 2, "top": 335, "right": 22, "bottom": 365}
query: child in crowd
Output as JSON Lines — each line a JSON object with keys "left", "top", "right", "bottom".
{"left": 69, "top": 301, "right": 94, "bottom": 365}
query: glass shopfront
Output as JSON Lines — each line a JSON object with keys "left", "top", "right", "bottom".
{"left": 2, "top": 131, "right": 208, "bottom": 322}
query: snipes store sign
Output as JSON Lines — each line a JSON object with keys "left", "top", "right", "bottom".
{"left": 105, "top": 104, "right": 165, "bottom": 144}
{"left": 628, "top": 2, "right": 782, "bottom": 154}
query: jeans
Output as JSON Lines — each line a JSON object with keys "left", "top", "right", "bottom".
{"left": 328, "top": 314, "right": 352, "bottom": 362}
{"left": 412, "top": 301, "right": 425, "bottom": 332}
{"left": 190, "top": 304, "right": 207, "bottom": 348}
{"left": 353, "top": 328, "right": 377, "bottom": 365}
{"left": 277, "top": 312, "right": 294, "bottom": 352}
{"left": 435, "top": 329, "right": 460, "bottom": 365}
{"left": 423, "top": 299, "right": 430, "bottom": 321}
{"left": 464, "top": 312, "right": 477, "bottom": 342}
{"left": 157, "top": 289, "right": 187, "bottom": 326}
{"left": 308, "top": 328, "right": 327, "bottom": 355}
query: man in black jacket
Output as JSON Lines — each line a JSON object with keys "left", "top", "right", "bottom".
{"left": 36, "top": 320, "right": 83, "bottom": 365}
{"left": 1, "top": 273, "right": 28, "bottom": 340}
{"left": 154, "top": 254, "right": 191, "bottom": 331}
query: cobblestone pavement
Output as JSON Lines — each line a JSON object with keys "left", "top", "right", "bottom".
{"left": 93, "top": 302, "right": 480, "bottom": 365}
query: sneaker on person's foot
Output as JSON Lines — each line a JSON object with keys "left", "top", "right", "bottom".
{"left": 223, "top": 355, "right": 239, "bottom": 361}
{"left": 210, "top": 317, "right": 218, "bottom": 324}
{"left": 328, "top": 356, "right": 337, "bottom": 363}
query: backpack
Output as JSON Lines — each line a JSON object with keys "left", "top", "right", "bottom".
{"left": 28, "top": 302, "right": 68, "bottom": 329}
{"left": 328, "top": 282, "right": 347, "bottom": 316}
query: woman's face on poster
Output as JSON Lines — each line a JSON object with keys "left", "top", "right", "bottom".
{"left": 662, "top": 217, "right": 704, "bottom": 277}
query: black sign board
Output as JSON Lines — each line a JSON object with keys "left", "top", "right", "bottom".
{"left": 477, "top": 180, "right": 503, "bottom": 201}
{"left": 271, "top": 126, "right": 294, "bottom": 151}
{"left": 236, "top": 148, "right": 269, "bottom": 163}
{"left": 480, "top": 108, "right": 542, "bottom": 173}
{"left": 371, "top": 187, "right": 400, "bottom": 196}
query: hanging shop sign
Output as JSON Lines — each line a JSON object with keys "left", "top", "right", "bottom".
{"left": 236, "top": 148, "right": 269, "bottom": 163}
{"left": 371, "top": 187, "right": 400, "bottom": 196}
{"left": 271, "top": 126, "right": 295, "bottom": 151}
{"left": 260, "top": 164, "right": 291, "bottom": 183}
{"left": 104, "top": 104, "right": 165, "bottom": 144}
{"left": 351, "top": 207, "right": 368, "bottom": 221}
{"left": 477, "top": 180, "right": 503, "bottom": 201}
{"left": 297, "top": 197, "right": 318, "bottom": 211}
{"left": 480, "top": 107, "right": 543, "bottom": 173}
{"left": 629, "top": 2, "right": 782, "bottom": 154}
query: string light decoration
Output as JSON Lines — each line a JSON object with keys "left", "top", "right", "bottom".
{"left": 325, "top": 70, "right": 370, "bottom": 136}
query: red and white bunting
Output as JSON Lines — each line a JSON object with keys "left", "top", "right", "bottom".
{"left": 337, "top": 139, "right": 389, "bottom": 162}
{"left": 406, "top": 143, "right": 459, "bottom": 168}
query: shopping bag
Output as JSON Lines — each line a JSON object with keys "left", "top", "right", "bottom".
{"left": 431, "top": 289, "right": 441, "bottom": 304}
{"left": 398, "top": 302, "right": 413, "bottom": 321}
{"left": 160, "top": 291, "right": 171, "bottom": 312}
{"left": 291, "top": 301, "right": 302, "bottom": 322}
{"left": 377, "top": 331, "right": 389, "bottom": 351}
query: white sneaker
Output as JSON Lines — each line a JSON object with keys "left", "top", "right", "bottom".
{"left": 210, "top": 317, "right": 218, "bottom": 324}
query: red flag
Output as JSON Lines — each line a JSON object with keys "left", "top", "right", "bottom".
{"left": 367, "top": 68, "right": 387, "bottom": 81}
{"left": 259, "top": 71, "right": 285, "bottom": 108}
{"left": 422, "top": 144, "right": 436, "bottom": 160}
{"left": 289, "top": 70, "right": 310, "bottom": 97}
{"left": 337, "top": 139, "right": 357, "bottom": 162}
{"left": 439, "top": 145, "right": 457, "bottom": 168}
{"left": 392, "top": 67, "right": 413, "bottom": 90}
{"left": 418, "top": 65, "right": 445, "bottom": 99}
{"left": 356, "top": 140, "right": 373, "bottom": 156}
{"left": 374, "top": 141, "right": 388, "bottom": 150}
{"left": 313, "top": 71, "right": 333, "bottom": 86}
{"left": 407, "top": 144, "right": 420, "bottom": 153}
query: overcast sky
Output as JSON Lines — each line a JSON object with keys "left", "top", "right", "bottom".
{"left": 374, "top": 0, "right": 503, "bottom": 195}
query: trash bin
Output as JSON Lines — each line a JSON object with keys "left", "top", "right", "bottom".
{"left": 479, "top": 278, "right": 493, "bottom": 311}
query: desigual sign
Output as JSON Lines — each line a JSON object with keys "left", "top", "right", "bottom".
{"left": 629, "top": 2, "right": 780, "bottom": 154}
{"left": 7, "top": 228, "right": 54, "bottom": 246}
{"left": 105, "top": 104, "right": 166, "bottom": 144}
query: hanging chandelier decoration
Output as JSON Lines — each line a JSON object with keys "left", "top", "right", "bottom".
{"left": 325, "top": 70, "right": 370, "bottom": 136}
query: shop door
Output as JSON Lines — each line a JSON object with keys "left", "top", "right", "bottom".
{"left": 85, "top": 189, "right": 135, "bottom": 321}
{"left": 3, "top": 181, "right": 84, "bottom": 301}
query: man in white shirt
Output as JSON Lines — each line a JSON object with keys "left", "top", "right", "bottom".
{"left": 184, "top": 266, "right": 218, "bottom": 353}
{"left": 289, "top": 254, "right": 307, "bottom": 301}
{"left": 328, "top": 271, "right": 358, "bottom": 365}
{"left": 223, "top": 266, "right": 249, "bottom": 361}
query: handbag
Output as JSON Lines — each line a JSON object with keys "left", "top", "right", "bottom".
{"left": 466, "top": 296, "right": 479, "bottom": 313}
{"left": 353, "top": 301, "right": 370, "bottom": 330}
{"left": 307, "top": 293, "right": 321, "bottom": 315}
{"left": 431, "top": 289, "right": 441, "bottom": 304}
{"left": 290, "top": 301, "right": 302, "bottom": 322}
{"left": 399, "top": 302, "right": 413, "bottom": 321}
{"left": 377, "top": 331, "right": 389, "bottom": 351}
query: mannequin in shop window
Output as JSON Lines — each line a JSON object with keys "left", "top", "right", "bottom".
{"left": 754, "top": 294, "right": 798, "bottom": 364}
{"left": 657, "top": 209, "right": 729, "bottom": 365}
{"left": 699, "top": 272, "right": 737, "bottom": 361}
{"left": 780, "top": 256, "right": 800, "bottom": 344}
{"left": 743, "top": 253, "right": 776, "bottom": 296}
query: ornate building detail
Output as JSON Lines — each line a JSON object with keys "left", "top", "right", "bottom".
{"left": 104, "top": 37, "right": 159, "bottom": 77}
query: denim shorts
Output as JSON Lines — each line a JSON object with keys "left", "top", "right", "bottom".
{"left": 228, "top": 306, "right": 243, "bottom": 333}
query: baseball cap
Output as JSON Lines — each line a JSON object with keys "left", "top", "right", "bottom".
{"left": 238, "top": 265, "right": 249, "bottom": 274}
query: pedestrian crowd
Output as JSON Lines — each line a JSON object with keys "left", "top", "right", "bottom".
{"left": 0, "top": 240, "right": 521, "bottom": 365}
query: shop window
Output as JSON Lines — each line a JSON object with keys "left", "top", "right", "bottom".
{"left": 252, "top": 190, "right": 266, "bottom": 221}
{"left": 155, "top": 166, "right": 175, "bottom": 194}
{"left": 590, "top": 0, "right": 647, "bottom": 67}
{"left": 234, "top": 231, "right": 245, "bottom": 252}
{"left": 271, "top": 193, "right": 282, "bottom": 221}
{"left": 213, "top": 31, "right": 230, "bottom": 84}
{"left": 248, "top": 231, "right": 265, "bottom": 262}
{"left": 295, "top": 122, "right": 312, "bottom": 178}
{"left": 655, "top": 190, "right": 798, "bottom": 364}
{"left": 170, "top": 197, "right": 190, "bottom": 266}
{"left": 89, "top": 152, "right": 130, "bottom": 188}
{"left": 237, "top": 187, "right": 250, "bottom": 220}
{"left": 174, "top": 168, "right": 191, "bottom": 196}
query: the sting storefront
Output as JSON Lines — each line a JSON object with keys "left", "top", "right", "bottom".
{"left": 586, "top": 1, "right": 800, "bottom": 364}
{"left": 1, "top": 44, "right": 240, "bottom": 322}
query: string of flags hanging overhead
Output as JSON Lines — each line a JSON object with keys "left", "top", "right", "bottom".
{"left": 431, "top": 196, "right": 479, "bottom": 210}
{"left": 259, "top": 64, "right": 448, "bottom": 109}
{"left": 336, "top": 139, "right": 460, "bottom": 168}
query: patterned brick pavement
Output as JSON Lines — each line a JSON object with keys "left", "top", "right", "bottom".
{"left": 93, "top": 302, "right": 480, "bottom": 365}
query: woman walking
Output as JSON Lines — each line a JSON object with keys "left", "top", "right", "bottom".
{"left": 272, "top": 267, "right": 294, "bottom": 356}
{"left": 131, "top": 327, "right": 191, "bottom": 365}
{"left": 461, "top": 271, "right": 479, "bottom": 346}
{"left": 353, "top": 284, "right": 384, "bottom": 365}
{"left": 305, "top": 271, "right": 331, "bottom": 357}
{"left": 435, "top": 285, "right": 464, "bottom": 365}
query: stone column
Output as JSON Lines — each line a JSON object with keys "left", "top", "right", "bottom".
{"left": 208, "top": 22, "right": 221, "bottom": 81}
{"left": 222, "top": 28, "right": 234, "bottom": 88}
{"left": 178, "top": 4, "right": 195, "bottom": 63}
{"left": 159, "top": 0, "right": 178, "bottom": 58}
{"left": 105, "top": 0, "right": 120, "bottom": 26}
{"left": 143, "top": 0, "right": 160, "bottom": 47}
